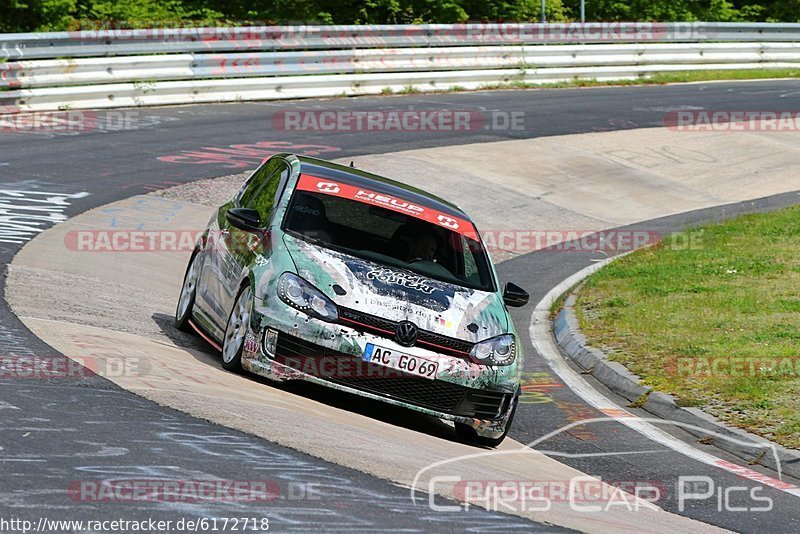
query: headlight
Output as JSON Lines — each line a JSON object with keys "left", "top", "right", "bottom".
{"left": 470, "top": 334, "right": 516, "bottom": 366}
{"left": 278, "top": 273, "right": 338, "bottom": 321}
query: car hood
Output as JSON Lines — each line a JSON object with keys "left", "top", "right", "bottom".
{"left": 282, "top": 234, "right": 509, "bottom": 342}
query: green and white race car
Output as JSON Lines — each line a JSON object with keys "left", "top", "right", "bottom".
{"left": 176, "top": 153, "right": 529, "bottom": 446}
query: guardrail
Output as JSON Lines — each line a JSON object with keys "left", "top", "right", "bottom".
{"left": 1, "top": 23, "right": 799, "bottom": 113}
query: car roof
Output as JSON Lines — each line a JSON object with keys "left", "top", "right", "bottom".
{"left": 295, "top": 155, "right": 471, "bottom": 220}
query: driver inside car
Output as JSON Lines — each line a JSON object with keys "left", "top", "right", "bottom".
{"left": 407, "top": 233, "right": 439, "bottom": 262}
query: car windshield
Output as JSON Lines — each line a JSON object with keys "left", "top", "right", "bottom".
{"left": 283, "top": 189, "right": 495, "bottom": 291}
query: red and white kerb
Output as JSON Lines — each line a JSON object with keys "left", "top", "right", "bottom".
{"left": 296, "top": 174, "right": 478, "bottom": 239}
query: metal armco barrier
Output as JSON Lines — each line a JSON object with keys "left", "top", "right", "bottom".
{"left": 1, "top": 22, "right": 799, "bottom": 113}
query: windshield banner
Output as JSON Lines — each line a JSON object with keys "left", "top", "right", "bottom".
{"left": 296, "top": 174, "right": 479, "bottom": 239}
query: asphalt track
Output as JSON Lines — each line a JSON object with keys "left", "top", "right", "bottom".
{"left": 2, "top": 81, "right": 800, "bottom": 532}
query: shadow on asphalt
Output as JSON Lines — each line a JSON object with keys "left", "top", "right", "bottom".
{"left": 151, "top": 311, "right": 476, "bottom": 447}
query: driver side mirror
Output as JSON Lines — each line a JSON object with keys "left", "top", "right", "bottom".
{"left": 226, "top": 207, "right": 262, "bottom": 233}
{"left": 503, "top": 282, "right": 529, "bottom": 307}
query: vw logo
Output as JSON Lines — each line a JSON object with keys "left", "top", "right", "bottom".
{"left": 395, "top": 321, "right": 418, "bottom": 347}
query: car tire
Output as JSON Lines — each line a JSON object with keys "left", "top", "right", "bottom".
{"left": 454, "top": 392, "right": 518, "bottom": 447}
{"left": 221, "top": 283, "right": 253, "bottom": 373}
{"left": 175, "top": 250, "right": 200, "bottom": 333}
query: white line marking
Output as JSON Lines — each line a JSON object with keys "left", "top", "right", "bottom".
{"left": 530, "top": 257, "right": 800, "bottom": 498}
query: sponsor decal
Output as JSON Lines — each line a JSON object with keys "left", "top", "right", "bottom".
{"left": 243, "top": 334, "right": 259, "bottom": 354}
{"left": 314, "top": 181, "right": 340, "bottom": 194}
{"left": 365, "top": 267, "right": 437, "bottom": 294}
{"left": 435, "top": 317, "right": 454, "bottom": 329}
{"left": 296, "top": 174, "right": 478, "bottom": 238}
{"left": 342, "top": 257, "right": 454, "bottom": 312}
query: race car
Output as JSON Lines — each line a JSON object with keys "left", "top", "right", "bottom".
{"left": 175, "top": 153, "right": 530, "bottom": 446}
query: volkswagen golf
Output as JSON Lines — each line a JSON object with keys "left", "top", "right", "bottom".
{"left": 175, "top": 153, "right": 529, "bottom": 446}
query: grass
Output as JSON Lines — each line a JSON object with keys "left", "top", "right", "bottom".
{"left": 398, "top": 84, "right": 422, "bottom": 94}
{"left": 470, "top": 69, "right": 800, "bottom": 92}
{"left": 644, "top": 68, "right": 800, "bottom": 83}
{"left": 332, "top": 69, "right": 800, "bottom": 101}
{"left": 575, "top": 206, "right": 800, "bottom": 449}
{"left": 327, "top": 68, "right": 800, "bottom": 101}
{"left": 550, "top": 285, "right": 574, "bottom": 319}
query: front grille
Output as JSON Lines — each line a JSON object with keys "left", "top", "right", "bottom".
{"left": 339, "top": 308, "right": 396, "bottom": 335}
{"left": 416, "top": 330, "right": 473, "bottom": 354}
{"left": 338, "top": 307, "right": 474, "bottom": 358}
{"left": 275, "top": 332, "right": 337, "bottom": 359}
{"left": 274, "top": 333, "right": 508, "bottom": 419}
{"left": 336, "top": 376, "right": 467, "bottom": 412}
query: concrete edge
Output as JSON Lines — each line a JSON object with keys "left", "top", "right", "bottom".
{"left": 553, "top": 290, "right": 800, "bottom": 481}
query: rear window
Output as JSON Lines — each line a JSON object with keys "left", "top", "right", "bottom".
{"left": 283, "top": 187, "right": 495, "bottom": 292}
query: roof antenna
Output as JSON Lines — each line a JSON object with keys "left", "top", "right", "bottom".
{"left": 349, "top": 161, "right": 355, "bottom": 168}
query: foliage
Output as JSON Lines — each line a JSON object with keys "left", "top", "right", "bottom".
{"left": 6, "top": 0, "right": 800, "bottom": 33}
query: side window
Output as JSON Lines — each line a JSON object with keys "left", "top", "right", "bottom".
{"left": 237, "top": 160, "right": 288, "bottom": 224}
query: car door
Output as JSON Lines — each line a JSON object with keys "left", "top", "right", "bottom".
{"left": 212, "top": 157, "right": 290, "bottom": 325}
{"left": 194, "top": 164, "right": 262, "bottom": 329}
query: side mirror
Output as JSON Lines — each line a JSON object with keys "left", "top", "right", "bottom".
{"left": 226, "top": 207, "right": 262, "bottom": 233}
{"left": 503, "top": 282, "right": 529, "bottom": 307}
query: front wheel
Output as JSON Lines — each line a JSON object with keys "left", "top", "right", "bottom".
{"left": 455, "top": 393, "right": 518, "bottom": 447}
{"left": 175, "top": 251, "right": 200, "bottom": 332}
{"left": 222, "top": 284, "right": 253, "bottom": 373}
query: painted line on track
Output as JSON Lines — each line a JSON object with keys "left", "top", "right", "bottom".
{"left": 530, "top": 256, "right": 800, "bottom": 498}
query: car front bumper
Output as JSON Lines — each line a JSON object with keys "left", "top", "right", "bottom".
{"left": 243, "top": 303, "right": 520, "bottom": 438}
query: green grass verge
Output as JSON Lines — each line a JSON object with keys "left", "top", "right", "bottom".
{"left": 477, "top": 68, "right": 800, "bottom": 91}
{"left": 321, "top": 69, "right": 800, "bottom": 101}
{"left": 575, "top": 205, "right": 800, "bottom": 449}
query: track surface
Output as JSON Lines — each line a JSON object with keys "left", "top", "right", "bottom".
{"left": 2, "top": 81, "right": 800, "bottom": 531}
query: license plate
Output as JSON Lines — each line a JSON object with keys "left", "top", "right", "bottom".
{"left": 363, "top": 344, "right": 439, "bottom": 380}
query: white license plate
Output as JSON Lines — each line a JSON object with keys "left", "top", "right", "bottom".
{"left": 363, "top": 344, "right": 439, "bottom": 380}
